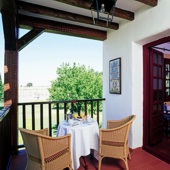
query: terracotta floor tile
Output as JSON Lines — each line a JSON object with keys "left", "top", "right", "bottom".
{"left": 9, "top": 147, "right": 170, "bottom": 170}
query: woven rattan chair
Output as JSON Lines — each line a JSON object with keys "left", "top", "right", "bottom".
{"left": 34, "top": 128, "right": 49, "bottom": 135}
{"left": 98, "top": 115, "right": 136, "bottom": 170}
{"left": 19, "top": 128, "right": 72, "bottom": 170}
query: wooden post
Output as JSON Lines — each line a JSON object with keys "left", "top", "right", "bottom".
{"left": 4, "top": 50, "right": 18, "bottom": 153}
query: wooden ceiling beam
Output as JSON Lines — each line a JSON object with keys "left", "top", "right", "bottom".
{"left": 56, "top": 0, "right": 157, "bottom": 8}
{"left": 56, "top": 0, "right": 134, "bottom": 21}
{"left": 54, "top": 0, "right": 92, "bottom": 9}
{"left": 18, "top": 15, "right": 107, "bottom": 41}
{"left": 135, "top": 0, "right": 158, "bottom": 7}
{"left": 17, "top": 1, "right": 119, "bottom": 30}
{"left": 114, "top": 7, "right": 134, "bottom": 21}
{"left": 28, "top": 0, "right": 134, "bottom": 21}
{"left": 18, "top": 28, "right": 44, "bottom": 51}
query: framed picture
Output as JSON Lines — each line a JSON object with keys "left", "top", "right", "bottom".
{"left": 109, "top": 58, "right": 121, "bottom": 94}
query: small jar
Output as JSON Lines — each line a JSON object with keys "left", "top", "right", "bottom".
{"left": 66, "top": 113, "right": 72, "bottom": 121}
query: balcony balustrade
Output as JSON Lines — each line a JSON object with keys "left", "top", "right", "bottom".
{"left": 0, "top": 98, "right": 105, "bottom": 169}
{"left": 17, "top": 98, "right": 105, "bottom": 147}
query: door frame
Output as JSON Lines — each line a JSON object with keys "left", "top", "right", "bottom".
{"left": 143, "top": 36, "right": 170, "bottom": 162}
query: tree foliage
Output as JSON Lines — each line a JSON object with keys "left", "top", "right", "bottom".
{"left": 26, "top": 82, "right": 33, "bottom": 87}
{"left": 48, "top": 63, "right": 103, "bottom": 101}
{"left": 0, "top": 73, "right": 4, "bottom": 102}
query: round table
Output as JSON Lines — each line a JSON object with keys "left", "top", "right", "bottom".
{"left": 56, "top": 118, "right": 99, "bottom": 170}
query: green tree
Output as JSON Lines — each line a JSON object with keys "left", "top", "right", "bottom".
{"left": 26, "top": 82, "right": 33, "bottom": 87}
{"left": 0, "top": 73, "right": 4, "bottom": 103}
{"left": 48, "top": 63, "right": 103, "bottom": 111}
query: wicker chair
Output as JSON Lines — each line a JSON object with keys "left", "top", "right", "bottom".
{"left": 19, "top": 128, "right": 72, "bottom": 170}
{"left": 33, "top": 128, "right": 49, "bottom": 135}
{"left": 98, "top": 115, "right": 136, "bottom": 170}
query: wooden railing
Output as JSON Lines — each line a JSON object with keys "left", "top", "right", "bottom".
{"left": 0, "top": 105, "right": 11, "bottom": 170}
{"left": 18, "top": 98, "right": 105, "bottom": 147}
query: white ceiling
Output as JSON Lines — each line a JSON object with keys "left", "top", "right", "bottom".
{"left": 19, "top": 0, "right": 147, "bottom": 29}
{"left": 18, "top": 0, "right": 167, "bottom": 45}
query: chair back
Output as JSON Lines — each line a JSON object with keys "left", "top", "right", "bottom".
{"left": 106, "top": 115, "right": 136, "bottom": 144}
{"left": 19, "top": 128, "right": 72, "bottom": 170}
{"left": 34, "top": 128, "right": 48, "bottom": 135}
{"left": 98, "top": 115, "right": 136, "bottom": 170}
{"left": 19, "top": 129, "right": 42, "bottom": 167}
{"left": 107, "top": 115, "right": 136, "bottom": 129}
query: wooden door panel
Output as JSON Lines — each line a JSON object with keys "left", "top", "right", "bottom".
{"left": 149, "top": 49, "right": 164, "bottom": 145}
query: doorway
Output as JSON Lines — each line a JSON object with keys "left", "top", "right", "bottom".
{"left": 143, "top": 36, "right": 170, "bottom": 164}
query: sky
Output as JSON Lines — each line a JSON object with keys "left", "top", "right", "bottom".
{"left": 0, "top": 15, "right": 103, "bottom": 87}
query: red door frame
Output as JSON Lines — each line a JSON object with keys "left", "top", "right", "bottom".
{"left": 143, "top": 36, "right": 170, "bottom": 161}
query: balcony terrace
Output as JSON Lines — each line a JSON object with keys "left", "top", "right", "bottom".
{"left": 1, "top": 98, "right": 105, "bottom": 169}
{"left": 1, "top": 0, "right": 170, "bottom": 169}
{"left": 1, "top": 99, "right": 170, "bottom": 170}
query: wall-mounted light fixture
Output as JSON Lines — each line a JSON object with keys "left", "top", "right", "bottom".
{"left": 91, "top": 0, "right": 117, "bottom": 26}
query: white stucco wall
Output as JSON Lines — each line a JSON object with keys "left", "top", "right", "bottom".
{"left": 103, "top": 0, "right": 170, "bottom": 149}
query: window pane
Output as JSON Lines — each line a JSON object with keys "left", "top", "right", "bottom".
{"left": 158, "top": 67, "right": 162, "bottom": 77}
{"left": 159, "top": 79, "right": 162, "bottom": 89}
{"left": 166, "top": 72, "right": 170, "bottom": 79}
{"left": 165, "top": 61, "right": 170, "bottom": 99}
{"left": 153, "top": 104, "right": 157, "bottom": 111}
{"left": 166, "top": 64, "right": 170, "bottom": 71}
{"left": 158, "top": 54, "right": 163, "bottom": 64}
{"left": 166, "top": 89, "right": 170, "bottom": 96}
{"left": 153, "top": 66, "right": 157, "bottom": 76}
{"left": 153, "top": 79, "right": 157, "bottom": 89}
{"left": 153, "top": 53, "right": 158, "bottom": 64}
{"left": 158, "top": 103, "right": 162, "bottom": 111}
{"left": 166, "top": 80, "right": 170, "bottom": 87}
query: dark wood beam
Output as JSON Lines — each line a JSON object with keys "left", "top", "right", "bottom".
{"left": 1, "top": 11, "right": 17, "bottom": 51}
{"left": 114, "top": 7, "right": 134, "bottom": 21}
{"left": 56, "top": 0, "right": 157, "bottom": 8}
{"left": 18, "top": 15, "right": 107, "bottom": 41}
{"left": 17, "top": 1, "right": 119, "bottom": 30}
{"left": 135, "top": 0, "right": 158, "bottom": 7}
{"left": 18, "top": 28, "right": 44, "bottom": 51}
{"left": 0, "top": 0, "right": 11, "bottom": 10}
{"left": 1, "top": 0, "right": 18, "bottom": 50}
{"left": 0, "top": 1, "right": 2, "bottom": 10}
{"left": 55, "top": 0, "right": 92, "bottom": 9}
{"left": 55, "top": 0, "right": 134, "bottom": 21}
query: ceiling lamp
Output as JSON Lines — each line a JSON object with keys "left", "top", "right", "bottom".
{"left": 91, "top": 0, "right": 117, "bottom": 26}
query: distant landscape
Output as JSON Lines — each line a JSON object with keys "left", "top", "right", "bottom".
{"left": 19, "top": 86, "right": 50, "bottom": 102}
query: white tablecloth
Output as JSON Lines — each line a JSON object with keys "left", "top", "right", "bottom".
{"left": 56, "top": 119, "right": 99, "bottom": 170}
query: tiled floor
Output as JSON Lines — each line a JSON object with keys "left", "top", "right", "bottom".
{"left": 152, "top": 137, "right": 170, "bottom": 158}
{"left": 8, "top": 147, "right": 170, "bottom": 170}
